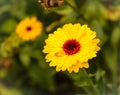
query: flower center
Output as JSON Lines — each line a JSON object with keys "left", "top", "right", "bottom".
{"left": 26, "top": 26, "right": 32, "bottom": 31}
{"left": 63, "top": 39, "right": 80, "bottom": 55}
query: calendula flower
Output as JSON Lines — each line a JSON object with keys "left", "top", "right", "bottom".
{"left": 16, "top": 17, "right": 43, "bottom": 41}
{"left": 43, "top": 23, "right": 100, "bottom": 73}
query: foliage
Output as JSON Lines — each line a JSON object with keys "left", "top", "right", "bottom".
{"left": 0, "top": 0, "right": 120, "bottom": 95}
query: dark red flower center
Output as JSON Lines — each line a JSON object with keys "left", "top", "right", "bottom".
{"left": 63, "top": 39, "right": 80, "bottom": 55}
{"left": 26, "top": 26, "right": 32, "bottom": 31}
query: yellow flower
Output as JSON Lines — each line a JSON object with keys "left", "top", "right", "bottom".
{"left": 43, "top": 23, "right": 100, "bottom": 73}
{"left": 16, "top": 17, "right": 43, "bottom": 41}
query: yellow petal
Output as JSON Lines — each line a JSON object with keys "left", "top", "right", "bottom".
{"left": 55, "top": 51, "right": 65, "bottom": 57}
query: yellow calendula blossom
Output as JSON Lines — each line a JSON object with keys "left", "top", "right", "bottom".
{"left": 16, "top": 17, "right": 43, "bottom": 41}
{"left": 43, "top": 23, "right": 100, "bottom": 73}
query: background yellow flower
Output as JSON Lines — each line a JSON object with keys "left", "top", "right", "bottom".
{"left": 16, "top": 17, "right": 43, "bottom": 41}
{"left": 43, "top": 23, "right": 100, "bottom": 73}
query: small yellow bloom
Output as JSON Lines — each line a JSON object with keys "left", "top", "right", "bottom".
{"left": 43, "top": 23, "right": 100, "bottom": 73}
{"left": 16, "top": 17, "right": 43, "bottom": 41}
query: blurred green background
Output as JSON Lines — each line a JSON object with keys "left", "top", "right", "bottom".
{"left": 0, "top": 0, "right": 120, "bottom": 95}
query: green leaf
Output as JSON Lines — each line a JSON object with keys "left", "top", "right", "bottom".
{"left": 1, "top": 19, "right": 17, "bottom": 34}
{"left": 69, "top": 69, "right": 100, "bottom": 95}
{"left": 19, "top": 53, "right": 30, "bottom": 67}
{"left": 0, "top": 4, "right": 11, "bottom": 15}
{"left": 0, "top": 33, "right": 21, "bottom": 57}
{"left": 103, "top": 48, "right": 117, "bottom": 74}
{"left": 95, "top": 69, "right": 105, "bottom": 81}
{"left": 90, "top": 21, "right": 107, "bottom": 45}
{"left": 28, "top": 64, "right": 56, "bottom": 91}
{"left": 111, "top": 26, "right": 120, "bottom": 48}
{"left": 69, "top": 69, "right": 93, "bottom": 87}
{"left": 10, "top": 0, "right": 27, "bottom": 19}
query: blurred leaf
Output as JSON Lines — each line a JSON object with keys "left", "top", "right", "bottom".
{"left": 1, "top": 33, "right": 21, "bottom": 57}
{"left": 0, "top": 4, "right": 11, "bottom": 15}
{"left": 28, "top": 64, "right": 56, "bottom": 91}
{"left": 83, "top": 1, "right": 107, "bottom": 20}
{"left": 90, "top": 21, "right": 107, "bottom": 45}
{"left": 10, "top": 0, "right": 27, "bottom": 19}
{"left": 103, "top": 48, "right": 117, "bottom": 75}
{"left": 111, "top": 26, "right": 120, "bottom": 47}
{"left": 19, "top": 53, "right": 30, "bottom": 67}
{"left": 0, "top": 69, "right": 7, "bottom": 78}
{"left": 118, "top": 86, "right": 120, "bottom": 95}
{"left": 19, "top": 46, "right": 32, "bottom": 67}
{"left": 95, "top": 69, "right": 105, "bottom": 81}
{"left": 0, "top": 84, "right": 22, "bottom": 95}
{"left": 69, "top": 69, "right": 93, "bottom": 87}
{"left": 53, "top": 0, "right": 78, "bottom": 23}
{"left": 69, "top": 69, "right": 100, "bottom": 95}
{"left": 54, "top": 6, "right": 73, "bottom": 16}
{"left": 1, "top": 19, "right": 17, "bottom": 34}
{"left": 83, "top": 1, "right": 99, "bottom": 20}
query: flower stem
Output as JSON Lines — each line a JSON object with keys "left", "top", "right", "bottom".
{"left": 82, "top": 69, "right": 100, "bottom": 95}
